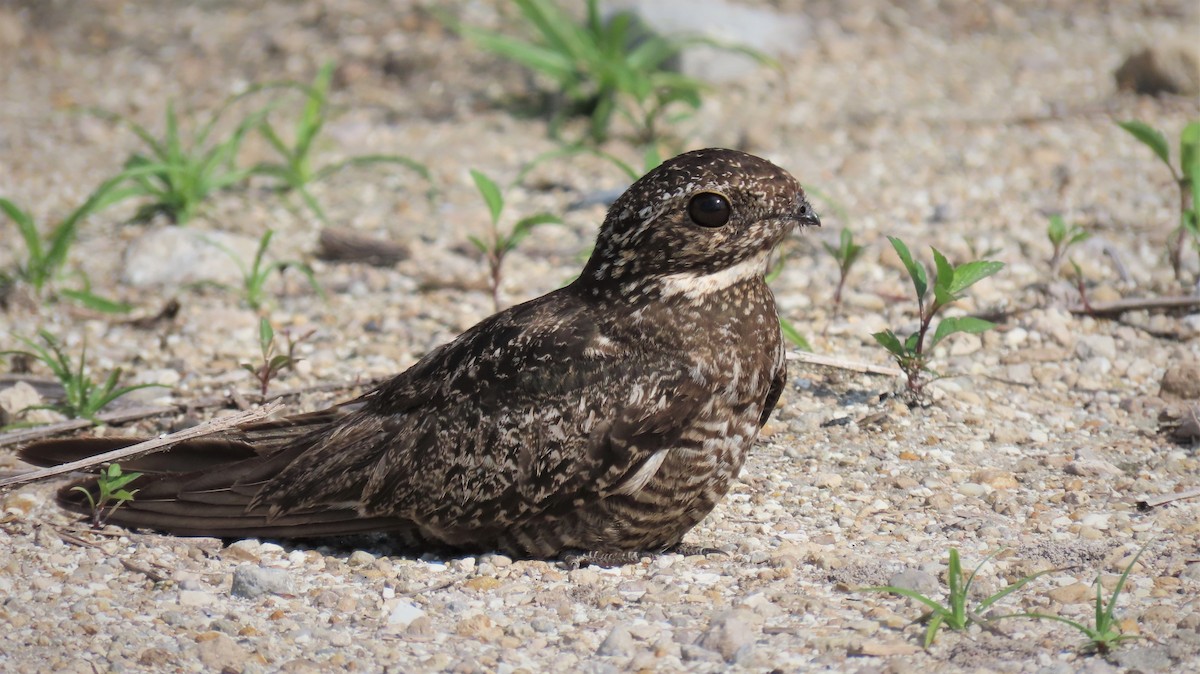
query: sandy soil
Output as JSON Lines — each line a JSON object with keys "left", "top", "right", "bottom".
{"left": 1, "top": 1, "right": 1199, "bottom": 672}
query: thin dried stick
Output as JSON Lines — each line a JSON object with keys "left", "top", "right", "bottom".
{"left": 0, "top": 402, "right": 281, "bottom": 492}
{"left": 1137, "top": 487, "right": 1200, "bottom": 510}
{"left": 1070, "top": 296, "right": 1200, "bottom": 317}
{"left": 0, "top": 377, "right": 383, "bottom": 449}
{"left": 786, "top": 351, "right": 903, "bottom": 377}
{"left": 0, "top": 405, "right": 173, "bottom": 449}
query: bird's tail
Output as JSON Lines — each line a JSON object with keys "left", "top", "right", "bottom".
{"left": 17, "top": 412, "right": 407, "bottom": 539}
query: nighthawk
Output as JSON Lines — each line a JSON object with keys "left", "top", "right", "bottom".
{"left": 21, "top": 148, "right": 820, "bottom": 561}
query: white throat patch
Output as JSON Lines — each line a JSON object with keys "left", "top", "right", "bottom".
{"left": 657, "top": 251, "right": 769, "bottom": 299}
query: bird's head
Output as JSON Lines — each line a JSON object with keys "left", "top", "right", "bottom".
{"left": 578, "top": 148, "right": 820, "bottom": 300}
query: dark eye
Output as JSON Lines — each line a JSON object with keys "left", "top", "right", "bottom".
{"left": 687, "top": 192, "right": 731, "bottom": 228}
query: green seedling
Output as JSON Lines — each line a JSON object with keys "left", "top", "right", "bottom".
{"left": 453, "top": 0, "right": 770, "bottom": 144}
{"left": 1047, "top": 214, "right": 1090, "bottom": 276}
{"left": 863, "top": 548, "right": 1056, "bottom": 648}
{"left": 97, "top": 98, "right": 268, "bottom": 224}
{"left": 822, "top": 228, "right": 865, "bottom": 313}
{"left": 241, "top": 317, "right": 312, "bottom": 396}
{"left": 2, "top": 330, "right": 164, "bottom": 422}
{"left": 251, "top": 62, "right": 432, "bottom": 222}
{"left": 517, "top": 141, "right": 666, "bottom": 185}
{"left": 779, "top": 318, "right": 811, "bottom": 351}
{"left": 1117, "top": 119, "right": 1200, "bottom": 281}
{"left": 1, "top": 175, "right": 146, "bottom": 295}
{"left": 469, "top": 169, "right": 562, "bottom": 311}
{"left": 1069, "top": 259, "right": 1094, "bottom": 314}
{"left": 999, "top": 543, "right": 1150, "bottom": 654}
{"left": 763, "top": 249, "right": 812, "bottom": 351}
{"left": 71, "top": 463, "right": 142, "bottom": 528}
{"left": 873, "top": 236, "right": 1003, "bottom": 398}
{"left": 209, "top": 229, "right": 323, "bottom": 311}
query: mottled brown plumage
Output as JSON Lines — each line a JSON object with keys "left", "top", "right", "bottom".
{"left": 21, "top": 148, "right": 819, "bottom": 558}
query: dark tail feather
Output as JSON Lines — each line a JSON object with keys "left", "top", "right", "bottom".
{"left": 20, "top": 406, "right": 411, "bottom": 540}
{"left": 19, "top": 437, "right": 261, "bottom": 474}
{"left": 59, "top": 477, "right": 404, "bottom": 538}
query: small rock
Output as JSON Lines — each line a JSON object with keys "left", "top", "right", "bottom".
{"left": 122, "top": 226, "right": 260, "bottom": 287}
{"left": 602, "top": 0, "right": 811, "bottom": 83}
{"left": 178, "top": 590, "right": 216, "bottom": 607}
{"left": 195, "top": 633, "right": 250, "bottom": 672}
{"left": 221, "top": 540, "right": 262, "bottom": 563}
{"left": 887, "top": 569, "right": 939, "bottom": 595}
{"left": 347, "top": 550, "right": 376, "bottom": 567}
{"left": 814, "top": 473, "right": 843, "bottom": 489}
{"left": 698, "top": 608, "right": 759, "bottom": 662}
{"left": 1181, "top": 562, "right": 1200, "bottom": 581}
{"left": 1048, "top": 582, "right": 1092, "bottom": 604}
{"left": 230, "top": 564, "right": 292, "bottom": 599}
{"left": 1111, "top": 645, "right": 1174, "bottom": 671}
{"left": 464, "top": 576, "right": 502, "bottom": 591}
{"left": 1115, "top": 41, "right": 1200, "bottom": 96}
{"left": 597, "top": 623, "right": 637, "bottom": 657}
{"left": 1075, "top": 335, "right": 1116, "bottom": 361}
{"left": 971, "top": 469, "right": 1018, "bottom": 489}
{"left": 0, "top": 382, "right": 41, "bottom": 425}
{"left": 1161, "top": 361, "right": 1200, "bottom": 399}
{"left": 387, "top": 600, "right": 425, "bottom": 627}
{"left": 1003, "top": 327, "right": 1028, "bottom": 349}
{"left": 1064, "top": 459, "right": 1122, "bottom": 477}
{"left": 456, "top": 613, "right": 500, "bottom": 640}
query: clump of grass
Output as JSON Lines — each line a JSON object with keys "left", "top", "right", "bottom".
{"left": 1, "top": 330, "right": 164, "bottom": 422}
{"left": 469, "top": 169, "right": 562, "bottom": 311}
{"left": 872, "top": 236, "right": 1003, "bottom": 399}
{"left": 863, "top": 548, "right": 1057, "bottom": 648}
{"left": 251, "top": 62, "right": 432, "bottom": 223}
{"left": 96, "top": 98, "right": 267, "bottom": 224}
{"left": 1117, "top": 119, "right": 1199, "bottom": 281}
{"left": 241, "top": 317, "right": 312, "bottom": 396}
{"left": 999, "top": 543, "right": 1150, "bottom": 654}
{"left": 822, "top": 227, "right": 865, "bottom": 314}
{"left": 209, "top": 229, "right": 323, "bottom": 311}
{"left": 1046, "top": 214, "right": 1089, "bottom": 276}
{"left": 71, "top": 463, "right": 142, "bottom": 528}
{"left": 1, "top": 177, "right": 141, "bottom": 301}
{"left": 454, "top": 0, "right": 770, "bottom": 144}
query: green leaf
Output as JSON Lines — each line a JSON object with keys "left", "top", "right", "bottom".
{"left": 470, "top": 169, "right": 504, "bottom": 225}
{"left": 930, "top": 316, "right": 996, "bottom": 349}
{"left": 948, "top": 260, "right": 1004, "bottom": 294}
{"left": 932, "top": 284, "right": 957, "bottom": 309}
{"left": 1047, "top": 214, "right": 1066, "bottom": 246}
{"left": 872, "top": 330, "right": 907, "bottom": 357}
{"left": 931, "top": 247, "right": 955, "bottom": 291}
{"left": 70, "top": 485, "right": 97, "bottom": 511}
{"left": 110, "top": 489, "right": 139, "bottom": 502}
{"left": 59, "top": 289, "right": 134, "bottom": 314}
{"left": 506, "top": 213, "right": 562, "bottom": 252}
{"left": 1117, "top": 120, "right": 1172, "bottom": 169}
{"left": 467, "top": 234, "right": 488, "bottom": 254}
{"left": 887, "top": 236, "right": 926, "bottom": 301}
{"left": 861, "top": 586, "right": 951, "bottom": 620}
{"left": 1100, "top": 543, "right": 1149, "bottom": 630}
{"left": 779, "top": 318, "right": 811, "bottom": 351}
{"left": 258, "top": 317, "right": 275, "bottom": 352}
{"left": 1179, "top": 121, "right": 1200, "bottom": 183}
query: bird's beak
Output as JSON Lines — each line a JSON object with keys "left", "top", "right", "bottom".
{"left": 797, "top": 195, "right": 821, "bottom": 229}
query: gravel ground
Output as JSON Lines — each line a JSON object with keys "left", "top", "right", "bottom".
{"left": 2, "top": 1, "right": 1200, "bottom": 672}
